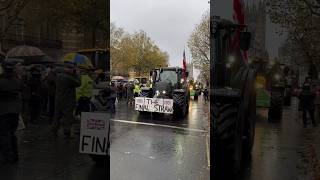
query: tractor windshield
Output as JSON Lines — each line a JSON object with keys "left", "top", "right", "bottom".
{"left": 159, "top": 70, "right": 178, "bottom": 86}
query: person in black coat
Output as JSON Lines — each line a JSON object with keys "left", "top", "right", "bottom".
{"left": 0, "top": 61, "right": 22, "bottom": 164}
{"left": 299, "top": 83, "right": 317, "bottom": 127}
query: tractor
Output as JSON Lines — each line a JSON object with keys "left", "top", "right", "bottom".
{"left": 211, "top": 16, "right": 256, "bottom": 178}
{"left": 138, "top": 67, "right": 190, "bottom": 117}
{"left": 189, "top": 80, "right": 201, "bottom": 100}
{"left": 77, "top": 49, "right": 109, "bottom": 72}
{"left": 251, "top": 58, "right": 294, "bottom": 120}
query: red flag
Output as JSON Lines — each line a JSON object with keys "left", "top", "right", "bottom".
{"left": 182, "top": 50, "right": 187, "bottom": 81}
{"left": 232, "top": 0, "right": 248, "bottom": 62}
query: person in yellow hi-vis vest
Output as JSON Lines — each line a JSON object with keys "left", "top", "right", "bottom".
{"left": 133, "top": 81, "right": 141, "bottom": 98}
{"left": 75, "top": 68, "right": 95, "bottom": 134}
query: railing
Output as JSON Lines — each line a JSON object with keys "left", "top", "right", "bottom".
{"left": 3, "top": 33, "right": 62, "bottom": 49}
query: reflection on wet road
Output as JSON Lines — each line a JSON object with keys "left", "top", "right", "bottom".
{"left": 241, "top": 98, "right": 320, "bottom": 180}
{"left": 110, "top": 97, "right": 210, "bottom": 180}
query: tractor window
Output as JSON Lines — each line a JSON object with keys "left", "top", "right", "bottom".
{"left": 159, "top": 70, "right": 178, "bottom": 86}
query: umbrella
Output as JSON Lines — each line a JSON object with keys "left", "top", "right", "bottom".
{"left": 7, "top": 45, "right": 46, "bottom": 58}
{"left": 61, "top": 53, "right": 93, "bottom": 69}
{"left": 128, "top": 78, "right": 139, "bottom": 84}
{"left": 112, "top": 76, "right": 125, "bottom": 80}
{"left": 6, "top": 45, "right": 54, "bottom": 65}
{"left": 5, "top": 57, "right": 24, "bottom": 64}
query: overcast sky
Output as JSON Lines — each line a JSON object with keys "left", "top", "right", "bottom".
{"left": 111, "top": 0, "right": 209, "bottom": 79}
{"left": 111, "top": 0, "right": 285, "bottom": 79}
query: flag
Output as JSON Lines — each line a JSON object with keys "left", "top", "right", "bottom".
{"left": 182, "top": 50, "right": 187, "bottom": 81}
{"left": 232, "top": 0, "right": 248, "bottom": 62}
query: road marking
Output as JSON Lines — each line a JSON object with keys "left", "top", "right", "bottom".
{"left": 206, "top": 134, "right": 210, "bottom": 167}
{"left": 110, "top": 119, "right": 208, "bottom": 133}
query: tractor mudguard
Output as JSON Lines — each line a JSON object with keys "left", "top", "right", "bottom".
{"left": 212, "top": 88, "right": 241, "bottom": 103}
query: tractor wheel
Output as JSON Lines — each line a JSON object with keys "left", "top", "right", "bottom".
{"left": 268, "top": 91, "right": 283, "bottom": 120}
{"left": 173, "top": 93, "right": 187, "bottom": 118}
{"left": 194, "top": 94, "right": 198, "bottom": 100}
{"left": 89, "top": 154, "right": 109, "bottom": 167}
{"left": 212, "top": 103, "right": 243, "bottom": 178}
{"left": 283, "top": 90, "right": 291, "bottom": 106}
{"left": 242, "top": 91, "right": 256, "bottom": 158}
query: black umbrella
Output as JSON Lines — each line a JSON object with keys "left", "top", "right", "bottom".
{"left": 5, "top": 57, "right": 24, "bottom": 64}
{"left": 7, "top": 45, "right": 54, "bottom": 65}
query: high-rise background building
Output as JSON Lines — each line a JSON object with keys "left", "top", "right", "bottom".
{"left": 245, "top": 1, "right": 269, "bottom": 60}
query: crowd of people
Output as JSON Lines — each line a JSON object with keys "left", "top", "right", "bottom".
{"left": 0, "top": 60, "right": 117, "bottom": 164}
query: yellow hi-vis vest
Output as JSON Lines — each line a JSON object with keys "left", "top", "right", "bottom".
{"left": 133, "top": 84, "right": 141, "bottom": 94}
{"left": 76, "top": 74, "right": 94, "bottom": 101}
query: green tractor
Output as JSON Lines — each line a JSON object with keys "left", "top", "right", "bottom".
{"left": 138, "top": 67, "right": 190, "bottom": 117}
{"left": 251, "top": 59, "right": 293, "bottom": 120}
{"left": 189, "top": 80, "right": 201, "bottom": 100}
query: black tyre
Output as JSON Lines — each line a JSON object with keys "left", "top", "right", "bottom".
{"left": 268, "top": 91, "right": 283, "bottom": 120}
{"left": 89, "top": 154, "right": 109, "bottom": 166}
{"left": 212, "top": 103, "right": 243, "bottom": 178}
{"left": 173, "top": 93, "right": 187, "bottom": 118}
{"left": 242, "top": 92, "right": 256, "bottom": 158}
{"left": 283, "top": 91, "right": 291, "bottom": 106}
{"left": 194, "top": 94, "right": 198, "bottom": 100}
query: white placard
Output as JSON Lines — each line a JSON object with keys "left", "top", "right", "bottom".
{"left": 79, "top": 112, "right": 110, "bottom": 155}
{"left": 135, "top": 97, "right": 174, "bottom": 114}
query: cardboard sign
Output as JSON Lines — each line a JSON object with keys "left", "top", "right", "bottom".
{"left": 79, "top": 112, "right": 110, "bottom": 155}
{"left": 135, "top": 97, "right": 174, "bottom": 114}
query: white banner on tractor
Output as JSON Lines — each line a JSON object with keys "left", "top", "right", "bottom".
{"left": 79, "top": 112, "right": 110, "bottom": 155}
{"left": 135, "top": 97, "right": 174, "bottom": 114}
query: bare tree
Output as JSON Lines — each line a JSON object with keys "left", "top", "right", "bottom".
{"left": 187, "top": 10, "right": 210, "bottom": 83}
{"left": 0, "top": 0, "right": 31, "bottom": 50}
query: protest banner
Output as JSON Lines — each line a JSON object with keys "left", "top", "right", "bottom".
{"left": 135, "top": 97, "right": 174, "bottom": 114}
{"left": 79, "top": 112, "right": 110, "bottom": 155}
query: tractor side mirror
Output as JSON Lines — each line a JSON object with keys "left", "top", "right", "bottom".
{"left": 240, "top": 32, "right": 251, "bottom": 51}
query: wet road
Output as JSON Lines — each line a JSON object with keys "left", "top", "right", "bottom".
{"left": 110, "top": 96, "right": 210, "bottom": 180}
{"left": 240, "top": 98, "right": 320, "bottom": 180}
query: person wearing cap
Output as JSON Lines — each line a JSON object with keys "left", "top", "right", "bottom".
{"left": 51, "top": 62, "right": 81, "bottom": 138}
{"left": 299, "top": 82, "right": 317, "bottom": 127}
{"left": 0, "top": 61, "right": 23, "bottom": 164}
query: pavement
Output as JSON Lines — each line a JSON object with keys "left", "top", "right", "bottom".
{"left": 240, "top": 98, "right": 320, "bottom": 180}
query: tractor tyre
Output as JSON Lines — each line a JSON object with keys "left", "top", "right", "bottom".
{"left": 268, "top": 91, "right": 283, "bottom": 121}
{"left": 212, "top": 103, "right": 243, "bottom": 178}
{"left": 283, "top": 93, "right": 291, "bottom": 106}
{"left": 173, "top": 93, "right": 187, "bottom": 118}
{"left": 194, "top": 94, "right": 198, "bottom": 100}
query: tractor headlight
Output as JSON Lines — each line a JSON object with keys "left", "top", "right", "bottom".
{"left": 156, "top": 90, "right": 160, "bottom": 95}
{"left": 189, "top": 86, "right": 193, "bottom": 90}
{"left": 162, "top": 90, "right": 166, "bottom": 94}
{"left": 181, "top": 79, "right": 184, "bottom": 83}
